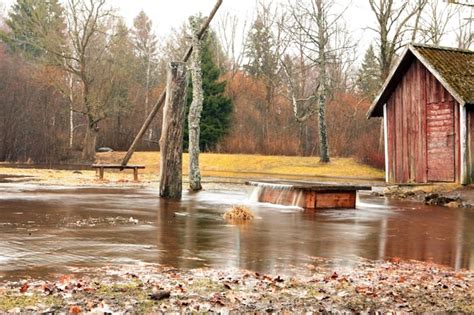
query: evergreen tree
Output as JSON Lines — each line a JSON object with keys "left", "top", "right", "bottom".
{"left": 357, "top": 45, "right": 382, "bottom": 99}
{"left": 244, "top": 17, "right": 279, "bottom": 79}
{"left": 184, "top": 32, "right": 233, "bottom": 152}
{"left": 3, "top": 0, "right": 65, "bottom": 58}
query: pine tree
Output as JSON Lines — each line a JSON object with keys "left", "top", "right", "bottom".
{"left": 357, "top": 45, "right": 382, "bottom": 99}
{"left": 244, "top": 17, "right": 279, "bottom": 79}
{"left": 4, "top": 0, "right": 65, "bottom": 58}
{"left": 184, "top": 32, "right": 233, "bottom": 152}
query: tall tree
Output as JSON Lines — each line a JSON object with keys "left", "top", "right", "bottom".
{"left": 188, "top": 16, "right": 204, "bottom": 191}
{"left": 452, "top": 5, "right": 473, "bottom": 49}
{"left": 62, "top": 0, "right": 117, "bottom": 160}
{"left": 184, "top": 31, "right": 233, "bottom": 152}
{"left": 368, "top": 0, "right": 428, "bottom": 79}
{"left": 418, "top": 1, "right": 459, "bottom": 45}
{"left": 286, "top": 0, "right": 353, "bottom": 162}
{"left": 3, "top": 0, "right": 65, "bottom": 57}
{"left": 99, "top": 19, "right": 136, "bottom": 149}
{"left": 131, "top": 10, "right": 158, "bottom": 141}
{"left": 244, "top": 1, "right": 287, "bottom": 149}
{"left": 3, "top": 0, "right": 121, "bottom": 161}
{"left": 357, "top": 45, "right": 382, "bottom": 99}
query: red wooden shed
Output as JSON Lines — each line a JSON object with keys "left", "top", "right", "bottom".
{"left": 367, "top": 44, "right": 474, "bottom": 184}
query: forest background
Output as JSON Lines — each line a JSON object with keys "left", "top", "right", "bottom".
{"left": 0, "top": 0, "right": 472, "bottom": 167}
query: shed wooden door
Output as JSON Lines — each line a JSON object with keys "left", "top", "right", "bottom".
{"left": 426, "top": 101, "right": 455, "bottom": 182}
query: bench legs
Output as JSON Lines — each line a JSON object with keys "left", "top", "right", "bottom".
{"left": 94, "top": 167, "right": 140, "bottom": 181}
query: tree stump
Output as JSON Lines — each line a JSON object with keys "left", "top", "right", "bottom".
{"left": 159, "top": 62, "right": 188, "bottom": 199}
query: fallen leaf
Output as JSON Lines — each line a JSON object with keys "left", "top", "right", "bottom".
{"left": 69, "top": 305, "right": 81, "bottom": 314}
{"left": 60, "top": 275, "right": 71, "bottom": 284}
{"left": 19, "top": 282, "right": 29, "bottom": 293}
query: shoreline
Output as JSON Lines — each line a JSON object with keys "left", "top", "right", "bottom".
{"left": 1, "top": 260, "right": 473, "bottom": 313}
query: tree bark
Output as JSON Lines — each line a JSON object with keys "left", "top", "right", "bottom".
{"left": 316, "top": 0, "right": 330, "bottom": 163}
{"left": 188, "top": 25, "right": 203, "bottom": 191}
{"left": 82, "top": 123, "right": 98, "bottom": 161}
{"left": 159, "top": 62, "right": 188, "bottom": 200}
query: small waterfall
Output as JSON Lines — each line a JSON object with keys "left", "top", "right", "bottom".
{"left": 248, "top": 182, "right": 303, "bottom": 207}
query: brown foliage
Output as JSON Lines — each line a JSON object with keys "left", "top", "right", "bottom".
{"left": 220, "top": 71, "right": 383, "bottom": 168}
{"left": 0, "top": 45, "right": 69, "bottom": 163}
{"left": 0, "top": 47, "right": 382, "bottom": 169}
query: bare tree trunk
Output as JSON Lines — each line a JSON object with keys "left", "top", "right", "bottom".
{"left": 188, "top": 25, "right": 203, "bottom": 191}
{"left": 145, "top": 58, "right": 153, "bottom": 141}
{"left": 82, "top": 123, "right": 98, "bottom": 161}
{"left": 316, "top": 0, "right": 330, "bottom": 163}
{"left": 159, "top": 62, "right": 188, "bottom": 200}
{"left": 68, "top": 73, "right": 74, "bottom": 149}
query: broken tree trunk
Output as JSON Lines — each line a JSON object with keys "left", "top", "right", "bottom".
{"left": 188, "top": 21, "right": 204, "bottom": 191}
{"left": 120, "top": 0, "right": 223, "bottom": 167}
{"left": 159, "top": 62, "right": 188, "bottom": 200}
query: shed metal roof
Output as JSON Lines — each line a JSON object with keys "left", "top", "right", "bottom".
{"left": 367, "top": 44, "right": 474, "bottom": 118}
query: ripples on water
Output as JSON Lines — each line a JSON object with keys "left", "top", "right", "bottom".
{"left": 0, "top": 184, "right": 473, "bottom": 281}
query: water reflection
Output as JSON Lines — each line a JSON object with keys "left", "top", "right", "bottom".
{"left": 0, "top": 184, "right": 472, "bottom": 281}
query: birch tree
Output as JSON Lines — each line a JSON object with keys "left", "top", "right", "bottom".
{"left": 188, "top": 17, "right": 204, "bottom": 191}
{"left": 286, "top": 0, "right": 353, "bottom": 162}
{"left": 131, "top": 11, "right": 158, "bottom": 141}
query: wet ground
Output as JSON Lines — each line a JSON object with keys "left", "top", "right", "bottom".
{"left": 0, "top": 183, "right": 473, "bottom": 281}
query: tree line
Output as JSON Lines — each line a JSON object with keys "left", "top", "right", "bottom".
{"left": 0, "top": 0, "right": 472, "bottom": 166}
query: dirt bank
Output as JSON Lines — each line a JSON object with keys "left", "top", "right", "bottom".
{"left": 376, "top": 184, "right": 474, "bottom": 208}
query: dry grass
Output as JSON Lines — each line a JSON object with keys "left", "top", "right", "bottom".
{"left": 223, "top": 205, "right": 254, "bottom": 221}
{"left": 96, "top": 152, "right": 384, "bottom": 180}
{"left": 0, "top": 152, "right": 384, "bottom": 186}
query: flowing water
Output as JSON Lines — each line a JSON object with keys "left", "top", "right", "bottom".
{"left": 0, "top": 183, "right": 473, "bottom": 281}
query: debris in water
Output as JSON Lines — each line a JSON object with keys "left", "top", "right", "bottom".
{"left": 223, "top": 206, "right": 254, "bottom": 221}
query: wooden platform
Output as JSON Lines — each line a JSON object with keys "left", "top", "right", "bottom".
{"left": 92, "top": 164, "right": 145, "bottom": 181}
{"left": 246, "top": 180, "right": 371, "bottom": 209}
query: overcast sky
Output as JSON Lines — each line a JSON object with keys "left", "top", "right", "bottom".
{"left": 0, "top": 0, "right": 376, "bottom": 50}
{"left": 0, "top": 0, "right": 467, "bottom": 60}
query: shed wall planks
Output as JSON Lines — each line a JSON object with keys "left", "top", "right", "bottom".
{"left": 385, "top": 59, "right": 459, "bottom": 183}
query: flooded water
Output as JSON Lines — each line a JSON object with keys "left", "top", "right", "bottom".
{"left": 0, "top": 184, "right": 473, "bottom": 281}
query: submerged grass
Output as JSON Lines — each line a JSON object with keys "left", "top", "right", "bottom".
{"left": 223, "top": 205, "right": 254, "bottom": 221}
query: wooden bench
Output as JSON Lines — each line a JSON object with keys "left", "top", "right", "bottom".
{"left": 91, "top": 164, "right": 146, "bottom": 181}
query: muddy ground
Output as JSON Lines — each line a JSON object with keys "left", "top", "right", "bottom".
{"left": 1, "top": 259, "right": 473, "bottom": 314}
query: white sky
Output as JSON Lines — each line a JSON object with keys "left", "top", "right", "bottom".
{"left": 0, "top": 0, "right": 376, "bottom": 50}
{"left": 0, "top": 0, "right": 469, "bottom": 61}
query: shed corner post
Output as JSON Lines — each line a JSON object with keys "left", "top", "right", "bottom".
{"left": 383, "top": 104, "right": 389, "bottom": 183}
{"left": 460, "top": 104, "right": 468, "bottom": 185}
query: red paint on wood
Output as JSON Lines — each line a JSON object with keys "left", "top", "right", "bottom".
{"left": 385, "top": 59, "right": 458, "bottom": 184}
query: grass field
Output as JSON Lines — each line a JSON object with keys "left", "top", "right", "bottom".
{"left": 96, "top": 152, "right": 384, "bottom": 180}
{"left": 0, "top": 152, "right": 384, "bottom": 185}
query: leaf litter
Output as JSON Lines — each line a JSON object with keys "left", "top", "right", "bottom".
{"left": 0, "top": 258, "right": 472, "bottom": 313}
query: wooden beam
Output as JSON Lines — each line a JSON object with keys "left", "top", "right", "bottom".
{"left": 383, "top": 104, "right": 389, "bottom": 183}
{"left": 461, "top": 105, "right": 468, "bottom": 184}
{"left": 121, "top": 0, "right": 224, "bottom": 167}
